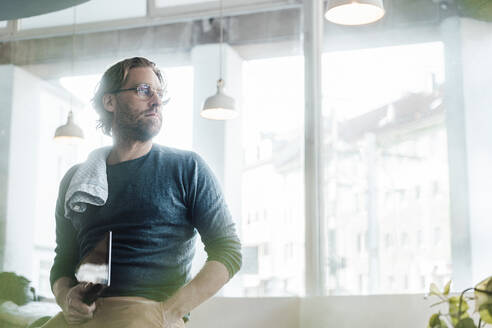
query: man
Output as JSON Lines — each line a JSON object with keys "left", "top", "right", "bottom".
{"left": 44, "top": 57, "right": 242, "bottom": 327}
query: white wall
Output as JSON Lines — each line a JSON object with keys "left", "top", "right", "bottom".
{"left": 188, "top": 297, "right": 300, "bottom": 328}
{"left": 186, "top": 294, "right": 437, "bottom": 328}
{"left": 300, "top": 295, "right": 436, "bottom": 328}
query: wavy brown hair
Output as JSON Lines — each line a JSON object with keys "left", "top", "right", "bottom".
{"left": 92, "top": 57, "right": 165, "bottom": 136}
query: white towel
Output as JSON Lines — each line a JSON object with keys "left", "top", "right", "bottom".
{"left": 64, "top": 146, "right": 112, "bottom": 220}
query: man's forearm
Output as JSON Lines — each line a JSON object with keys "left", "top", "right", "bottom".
{"left": 161, "top": 260, "right": 230, "bottom": 320}
{"left": 52, "top": 277, "right": 76, "bottom": 307}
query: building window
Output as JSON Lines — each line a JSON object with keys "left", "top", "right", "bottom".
{"left": 321, "top": 42, "right": 451, "bottom": 295}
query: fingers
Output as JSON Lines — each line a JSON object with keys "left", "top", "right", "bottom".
{"left": 62, "top": 283, "right": 97, "bottom": 325}
{"left": 64, "top": 301, "right": 95, "bottom": 325}
{"left": 63, "top": 307, "right": 94, "bottom": 325}
{"left": 64, "top": 313, "right": 92, "bottom": 326}
{"left": 88, "top": 301, "right": 97, "bottom": 313}
{"left": 69, "top": 296, "right": 95, "bottom": 315}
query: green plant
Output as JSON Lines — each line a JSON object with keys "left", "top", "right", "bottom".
{"left": 427, "top": 276, "right": 492, "bottom": 328}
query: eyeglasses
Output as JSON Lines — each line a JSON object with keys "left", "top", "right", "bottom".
{"left": 111, "top": 83, "right": 170, "bottom": 104}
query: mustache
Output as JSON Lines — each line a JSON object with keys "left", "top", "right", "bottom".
{"left": 142, "top": 107, "right": 162, "bottom": 117}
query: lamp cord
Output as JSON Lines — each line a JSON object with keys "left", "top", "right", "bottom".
{"left": 70, "top": 6, "right": 77, "bottom": 114}
{"left": 8, "top": 20, "right": 15, "bottom": 64}
{"left": 9, "top": 28, "right": 12, "bottom": 64}
{"left": 219, "top": 0, "right": 223, "bottom": 82}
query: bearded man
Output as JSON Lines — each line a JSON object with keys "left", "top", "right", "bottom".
{"left": 43, "top": 57, "right": 242, "bottom": 328}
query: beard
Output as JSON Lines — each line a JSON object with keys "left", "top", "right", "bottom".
{"left": 113, "top": 101, "right": 162, "bottom": 142}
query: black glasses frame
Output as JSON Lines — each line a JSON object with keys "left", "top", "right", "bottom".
{"left": 111, "top": 83, "right": 170, "bottom": 104}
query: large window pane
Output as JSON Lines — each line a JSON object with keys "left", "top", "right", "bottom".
{"left": 321, "top": 42, "right": 450, "bottom": 295}
{"left": 240, "top": 56, "right": 304, "bottom": 296}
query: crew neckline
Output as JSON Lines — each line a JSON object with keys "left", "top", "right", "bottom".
{"left": 107, "top": 144, "right": 154, "bottom": 168}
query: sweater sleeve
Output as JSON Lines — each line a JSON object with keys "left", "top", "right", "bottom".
{"left": 187, "top": 153, "right": 242, "bottom": 279}
{"left": 49, "top": 165, "right": 81, "bottom": 290}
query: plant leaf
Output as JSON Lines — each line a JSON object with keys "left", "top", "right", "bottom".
{"left": 449, "top": 296, "right": 470, "bottom": 326}
{"left": 475, "top": 276, "right": 492, "bottom": 323}
{"left": 444, "top": 280, "right": 451, "bottom": 295}
{"left": 430, "top": 283, "right": 441, "bottom": 295}
{"left": 429, "top": 313, "right": 440, "bottom": 327}
{"left": 430, "top": 282, "right": 446, "bottom": 300}
{"left": 455, "top": 317, "right": 477, "bottom": 328}
{"left": 479, "top": 303, "right": 492, "bottom": 324}
{"left": 431, "top": 300, "right": 448, "bottom": 307}
{"left": 428, "top": 313, "right": 448, "bottom": 328}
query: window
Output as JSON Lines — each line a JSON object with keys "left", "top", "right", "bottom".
{"left": 384, "top": 233, "right": 392, "bottom": 249}
{"left": 241, "top": 246, "right": 259, "bottom": 275}
{"left": 261, "top": 243, "right": 270, "bottom": 257}
{"left": 239, "top": 56, "right": 304, "bottom": 296}
{"left": 401, "top": 232, "right": 409, "bottom": 248}
{"left": 32, "top": 87, "right": 78, "bottom": 297}
{"left": 322, "top": 42, "right": 451, "bottom": 295}
{"left": 415, "top": 186, "right": 421, "bottom": 200}
{"left": 3, "top": 0, "right": 490, "bottom": 309}
{"left": 417, "top": 230, "right": 423, "bottom": 247}
{"left": 284, "top": 242, "right": 294, "bottom": 261}
{"left": 434, "top": 227, "right": 442, "bottom": 246}
{"left": 357, "top": 234, "right": 362, "bottom": 253}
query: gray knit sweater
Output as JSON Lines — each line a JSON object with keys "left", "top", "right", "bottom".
{"left": 50, "top": 144, "right": 242, "bottom": 301}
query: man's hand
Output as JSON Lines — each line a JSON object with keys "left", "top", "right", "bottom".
{"left": 53, "top": 278, "right": 96, "bottom": 325}
{"left": 161, "top": 307, "right": 185, "bottom": 328}
{"left": 159, "top": 260, "right": 230, "bottom": 327}
{"left": 60, "top": 283, "right": 97, "bottom": 324}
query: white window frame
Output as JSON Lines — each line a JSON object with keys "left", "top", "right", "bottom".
{"left": 149, "top": 0, "right": 300, "bottom": 20}
{"left": 0, "top": 0, "right": 300, "bottom": 41}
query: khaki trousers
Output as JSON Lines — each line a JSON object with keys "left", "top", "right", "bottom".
{"left": 41, "top": 297, "right": 186, "bottom": 328}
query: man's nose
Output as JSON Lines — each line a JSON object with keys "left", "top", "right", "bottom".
{"left": 149, "top": 92, "right": 162, "bottom": 107}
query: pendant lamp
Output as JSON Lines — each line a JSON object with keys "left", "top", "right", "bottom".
{"left": 54, "top": 110, "right": 84, "bottom": 140}
{"left": 54, "top": 7, "right": 84, "bottom": 142}
{"left": 54, "top": 108, "right": 84, "bottom": 142}
{"left": 325, "top": 0, "right": 385, "bottom": 26}
{"left": 200, "top": 0, "right": 238, "bottom": 120}
{"left": 201, "top": 79, "right": 237, "bottom": 120}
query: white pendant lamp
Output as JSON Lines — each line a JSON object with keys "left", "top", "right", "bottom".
{"left": 54, "top": 7, "right": 84, "bottom": 142}
{"left": 201, "top": 79, "right": 238, "bottom": 120}
{"left": 54, "top": 110, "right": 84, "bottom": 141}
{"left": 325, "top": 0, "right": 385, "bottom": 26}
{"left": 201, "top": 0, "right": 238, "bottom": 120}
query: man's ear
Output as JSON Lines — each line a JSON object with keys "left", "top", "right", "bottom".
{"left": 102, "top": 94, "right": 116, "bottom": 113}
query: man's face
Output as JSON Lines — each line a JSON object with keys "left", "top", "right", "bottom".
{"left": 110, "top": 66, "right": 163, "bottom": 142}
